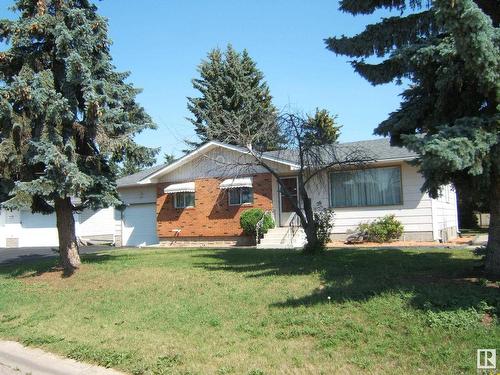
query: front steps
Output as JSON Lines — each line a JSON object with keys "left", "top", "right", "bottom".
{"left": 257, "top": 226, "right": 307, "bottom": 249}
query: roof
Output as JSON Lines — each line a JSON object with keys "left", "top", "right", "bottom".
{"left": 264, "top": 138, "right": 417, "bottom": 164}
{"left": 117, "top": 138, "right": 417, "bottom": 188}
{"left": 117, "top": 164, "right": 167, "bottom": 188}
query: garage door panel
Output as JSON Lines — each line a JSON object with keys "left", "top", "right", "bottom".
{"left": 123, "top": 204, "right": 157, "bottom": 246}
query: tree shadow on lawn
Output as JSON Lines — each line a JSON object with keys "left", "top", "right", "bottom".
{"left": 0, "top": 252, "right": 118, "bottom": 279}
{"left": 195, "top": 247, "right": 500, "bottom": 319}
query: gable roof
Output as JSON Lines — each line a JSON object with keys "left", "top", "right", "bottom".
{"left": 136, "top": 141, "right": 300, "bottom": 185}
{"left": 117, "top": 138, "right": 417, "bottom": 188}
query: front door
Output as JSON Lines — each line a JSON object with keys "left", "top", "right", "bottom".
{"left": 279, "top": 177, "right": 298, "bottom": 227}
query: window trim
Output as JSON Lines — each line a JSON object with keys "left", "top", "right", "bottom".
{"left": 174, "top": 192, "right": 195, "bottom": 209}
{"left": 228, "top": 187, "right": 254, "bottom": 206}
{"left": 329, "top": 165, "right": 403, "bottom": 208}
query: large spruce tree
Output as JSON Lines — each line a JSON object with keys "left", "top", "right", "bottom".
{"left": 187, "top": 44, "right": 280, "bottom": 150}
{"left": 326, "top": 0, "right": 500, "bottom": 274}
{"left": 0, "top": 0, "right": 156, "bottom": 273}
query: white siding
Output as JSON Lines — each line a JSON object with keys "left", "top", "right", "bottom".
{"left": 0, "top": 210, "right": 5, "bottom": 247}
{"left": 306, "top": 162, "right": 434, "bottom": 235}
{"left": 159, "top": 148, "right": 289, "bottom": 183}
{"left": 76, "top": 207, "right": 116, "bottom": 238}
{"left": 431, "top": 184, "right": 459, "bottom": 240}
{"left": 122, "top": 204, "right": 158, "bottom": 246}
{"left": 0, "top": 186, "right": 158, "bottom": 248}
{"left": 118, "top": 186, "right": 157, "bottom": 205}
{"left": 19, "top": 211, "right": 59, "bottom": 247}
{"left": 3, "top": 210, "right": 22, "bottom": 247}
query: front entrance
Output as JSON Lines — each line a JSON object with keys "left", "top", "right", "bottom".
{"left": 279, "top": 176, "right": 298, "bottom": 227}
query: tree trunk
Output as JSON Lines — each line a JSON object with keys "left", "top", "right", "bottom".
{"left": 485, "top": 169, "right": 500, "bottom": 275}
{"left": 302, "top": 195, "right": 320, "bottom": 253}
{"left": 54, "top": 197, "right": 81, "bottom": 274}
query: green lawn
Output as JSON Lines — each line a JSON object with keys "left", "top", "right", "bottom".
{"left": 0, "top": 247, "right": 498, "bottom": 374}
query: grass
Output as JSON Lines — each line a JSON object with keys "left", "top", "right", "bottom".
{"left": 0, "top": 247, "right": 498, "bottom": 374}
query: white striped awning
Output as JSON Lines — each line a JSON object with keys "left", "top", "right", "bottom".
{"left": 164, "top": 182, "right": 195, "bottom": 194}
{"left": 219, "top": 177, "right": 253, "bottom": 189}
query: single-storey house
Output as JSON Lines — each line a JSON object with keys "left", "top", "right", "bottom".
{"left": 0, "top": 138, "right": 459, "bottom": 248}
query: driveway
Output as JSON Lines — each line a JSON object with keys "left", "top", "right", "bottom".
{"left": 0, "top": 245, "right": 114, "bottom": 265}
{"left": 0, "top": 340, "right": 124, "bottom": 374}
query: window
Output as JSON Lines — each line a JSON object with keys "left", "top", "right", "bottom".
{"left": 229, "top": 187, "right": 253, "bottom": 205}
{"left": 280, "top": 177, "right": 298, "bottom": 213}
{"left": 330, "top": 166, "right": 402, "bottom": 207}
{"left": 174, "top": 192, "right": 195, "bottom": 208}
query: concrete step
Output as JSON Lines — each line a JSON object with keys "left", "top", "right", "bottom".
{"left": 258, "top": 227, "right": 306, "bottom": 249}
{"left": 257, "top": 244, "right": 295, "bottom": 249}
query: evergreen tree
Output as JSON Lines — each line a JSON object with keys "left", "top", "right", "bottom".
{"left": 187, "top": 44, "right": 280, "bottom": 150}
{"left": 326, "top": 0, "right": 500, "bottom": 274}
{"left": 164, "top": 153, "right": 175, "bottom": 165}
{"left": 305, "top": 108, "right": 341, "bottom": 146}
{"left": 0, "top": 0, "right": 157, "bottom": 273}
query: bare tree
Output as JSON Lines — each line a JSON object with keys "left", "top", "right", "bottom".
{"left": 206, "top": 111, "right": 371, "bottom": 253}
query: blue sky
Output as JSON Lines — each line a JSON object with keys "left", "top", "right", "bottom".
{"left": 1, "top": 0, "right": 404, "bottom": 159}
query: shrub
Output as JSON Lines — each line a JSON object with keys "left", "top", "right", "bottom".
{"left": 357, "top": 215, "right": 403, "bottom": 243}
{"left": 313, "top": 205, "right": 335, "bottom": 249}
{"left": 240, "top": 208, "right": 274, "bottom": 237}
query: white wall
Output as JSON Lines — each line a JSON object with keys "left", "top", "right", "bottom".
{"left": 0, "top": 210, "right": 5, "bottom": 247}
{"left": 19, "top": 211, "right": 59, "bottom": 247}
{"left": 431, "top": 184, "right": 459, "bottom": 240}
{"left": 118, "top": 185, "right": 157, "bottom": 205}
{"left": 0, "top": 186, "right": 159, "bottom": 248}
{"left": 305, "top": 162, "right": 434, "bottom": 236}
{"left": 76, "top": 207, "right": 116, "bottom": 238}
{"left": 3, "top": 210, "right": 22, "bottom": 247}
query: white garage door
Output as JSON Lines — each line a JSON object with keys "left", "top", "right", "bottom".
{"left": 122, "top": 204, "right": 158, "bottom": 246}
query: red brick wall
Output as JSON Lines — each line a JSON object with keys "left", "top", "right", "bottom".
{"left": 156, "top": 173, "right": 273, "bottom": 238}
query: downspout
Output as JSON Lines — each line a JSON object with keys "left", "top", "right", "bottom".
{"left": 431, "top": 196, "right": 440, "bottom": 242}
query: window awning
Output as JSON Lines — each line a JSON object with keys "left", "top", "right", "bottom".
{"left": 164, "top": 182, "right": 195, "bottom": 194}
{"left": 219, "top": 177, "right": 253, "bottom": 189}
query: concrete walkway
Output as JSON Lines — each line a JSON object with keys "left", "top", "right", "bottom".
{"left": 0, "top": 341, "right": 124, "bottom": 375}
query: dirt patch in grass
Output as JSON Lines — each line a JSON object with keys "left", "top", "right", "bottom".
{"left": 20, "top": 265, "right": 92, "bottom": 285}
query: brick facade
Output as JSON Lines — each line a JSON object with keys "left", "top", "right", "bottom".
{"left": 156, "top": 173, "right": 273, "bottom": 239}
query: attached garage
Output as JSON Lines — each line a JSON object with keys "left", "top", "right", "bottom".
{"left": 0, "top": 165, "right": 162, "bottom": 249}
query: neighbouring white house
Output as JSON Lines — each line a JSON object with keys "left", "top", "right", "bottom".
{"left": 0, "top": 138, "right": 459, "bottom": 249}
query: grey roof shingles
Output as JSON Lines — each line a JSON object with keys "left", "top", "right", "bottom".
{"left": 264, "top": 138, "right": 417, "bottom": 164}
{"left": 117, "top": 138, "right": 416, "bottom": 187}
{"left": 117, "top": 163, "right": 167, "bottom": 187}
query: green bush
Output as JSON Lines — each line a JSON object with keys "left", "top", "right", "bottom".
{"left": 314, "top": 205, "right": 335, "bottom": 249}
{"left": 240, "top": 208, "right": 274, "bottom": 237}
{"left": 360, "top": 215, "right": 404, "bottom": 243}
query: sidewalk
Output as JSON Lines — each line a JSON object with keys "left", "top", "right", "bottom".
{"left": 0, "top": 341, "right": 125, "bottom": 375}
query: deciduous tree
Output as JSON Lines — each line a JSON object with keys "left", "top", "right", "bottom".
{"left": 219, "top": 111, "right": 368, "bottom": 253}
